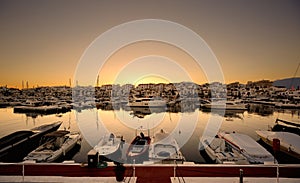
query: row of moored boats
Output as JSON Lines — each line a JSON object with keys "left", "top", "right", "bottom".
{"left": 1, "top": 119, "right": 299, "bottom": 165}
{"left": 200, "top": 119, "right": 300, "bottom": 164}
{"left": 94, "top": 129, "right": 185, "bottom": 165}
{"left": 0, "top": 121, "right": 82, "bottom": 163}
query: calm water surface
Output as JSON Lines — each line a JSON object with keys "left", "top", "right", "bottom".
{"left": 0, "top": 106, "right": 299, "bottom": 163}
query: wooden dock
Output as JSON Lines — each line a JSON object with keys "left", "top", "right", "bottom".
{"left": 0, "top": 163, "right": 299, "bottom": 183}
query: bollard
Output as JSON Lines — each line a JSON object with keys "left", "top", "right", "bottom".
{"left": 239, "top": 169, "right": 243, "bottom": 183}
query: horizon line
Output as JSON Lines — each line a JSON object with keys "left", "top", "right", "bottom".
{"left": 2, "top": 77, "right": 299, "bottom": 89}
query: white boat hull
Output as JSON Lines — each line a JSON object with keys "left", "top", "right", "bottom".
{"left": 94, "top": 134, "right": 123, "bottom": 162}
{"left": 149, "top": 130, "right": 185, "bottom": 163}
{"left": 201, "top": 137, "right": 249, "bottom": 164}
{"left": 218, "top": 132, "right": 276, "bottom": 164}
{"left": 24, "top": 132, "right": 81, "bottom": 163}
{"left": 256, "top": 131, "right": 300, "bottom": 159}
{"left": 127, "top": 98, "right": 166, "bottom": 108}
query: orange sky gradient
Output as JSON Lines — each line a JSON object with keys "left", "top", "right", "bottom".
{"left": 0, "top": 0, "right": 299, "bottom": 88}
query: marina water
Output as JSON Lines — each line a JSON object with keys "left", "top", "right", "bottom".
{"left": 0, "top": 105, "right": 299, "bottom": 163}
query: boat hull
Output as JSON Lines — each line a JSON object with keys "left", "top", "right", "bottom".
{"left": 0, "top": 122, "right": 62, "bottom": 162}
{"left": 256, "top": 131, "right": 300, "bottom": 160}
{"left": 218, "top": 132, "right": 276, "bottom": 164}
{"left": 126, "top": 136, "right": 151, "bottom": 164}
{"left": 24, "top": 131, "right": 81, "bottom": 163}
{"left": 201, "top": 104, "right": 247, "bottom": 110}
{"left": 201, "top": 138, "right": 249, "bottom": 165}
{"left": 149, "top": 130, "right": 185, "bottom": 164}
{"left": 94, "top": 134, "right": 123, "bottom": 163}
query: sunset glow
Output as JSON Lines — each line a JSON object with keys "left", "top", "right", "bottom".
{"left": 0, "top": 0, "right": 299, "bottom": 88}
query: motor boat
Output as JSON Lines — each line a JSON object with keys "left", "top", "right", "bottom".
{"left": 272, "top": 118, "right": 300, "bottom": 135}
{"left": 0, "top": 121, "right": 62, "bottom": 162}
{"left": 126, "top": 131, "right": 151, "bottom": 164}
{"left": 218, "top": 132, "right": 276, "bottom": 164}
{"left": 200, "top": 137, "right": 249, "bottom": 164}
{"left": 256, "top": 130, "right": 300, "bottom": 160}
{"left": 149, "top": 129, "right": 185, "bottom": 164}
{"left": 94, "top": 133, "right": 124, "bottom": 162}
{"left": 126, "top": 97, "right": 166, "bottom": 108}
{"left": 201, "top": 100, "right": 248, "bottom": 110}
{"left": 24, "top": 130, "right": 81, "bottom": 162}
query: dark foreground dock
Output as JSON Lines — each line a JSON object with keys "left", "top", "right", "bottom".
{"left": 0, "top": 162, "right": 300, "bottom": 183}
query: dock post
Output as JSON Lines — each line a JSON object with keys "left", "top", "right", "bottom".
{"left": 277, "top": 164, "right": 279, "bottom": 183}
{"left": 22, "top": 162, "right": 24, "bottom": 182}
{"left": 173, "top": 160, "right": 176, "bottom": 179}
{"left": 133, "top": 159, "right": 136, "bottom": 178}
{"left": 239, "top": 169, "right": 243, "bottom": 183}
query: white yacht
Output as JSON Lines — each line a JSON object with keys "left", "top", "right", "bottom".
{"left": 127, "top": 97, "right": 166, "bottom": 108}
{"left": 201, "top": 100, "right": 247, "bottom": 110}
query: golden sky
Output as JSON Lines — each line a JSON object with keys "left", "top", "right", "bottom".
{"left": 0, "top": 0, "right": 299, "bottom": 88}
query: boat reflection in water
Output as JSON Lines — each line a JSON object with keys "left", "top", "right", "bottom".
{"left": 127, "top": 107, "right": 166, "bottom": 119}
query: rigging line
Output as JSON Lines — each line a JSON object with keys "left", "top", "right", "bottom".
{"left": 289, "top": 62, "right": 300, "bottom": 89}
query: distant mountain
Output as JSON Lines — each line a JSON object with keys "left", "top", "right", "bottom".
{"left": 273, "top": 77, "right": 300, "bottom": 89}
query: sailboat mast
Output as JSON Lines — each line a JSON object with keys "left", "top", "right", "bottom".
{"left": 290, "top": 62, "right": 300, "bottom": 89}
